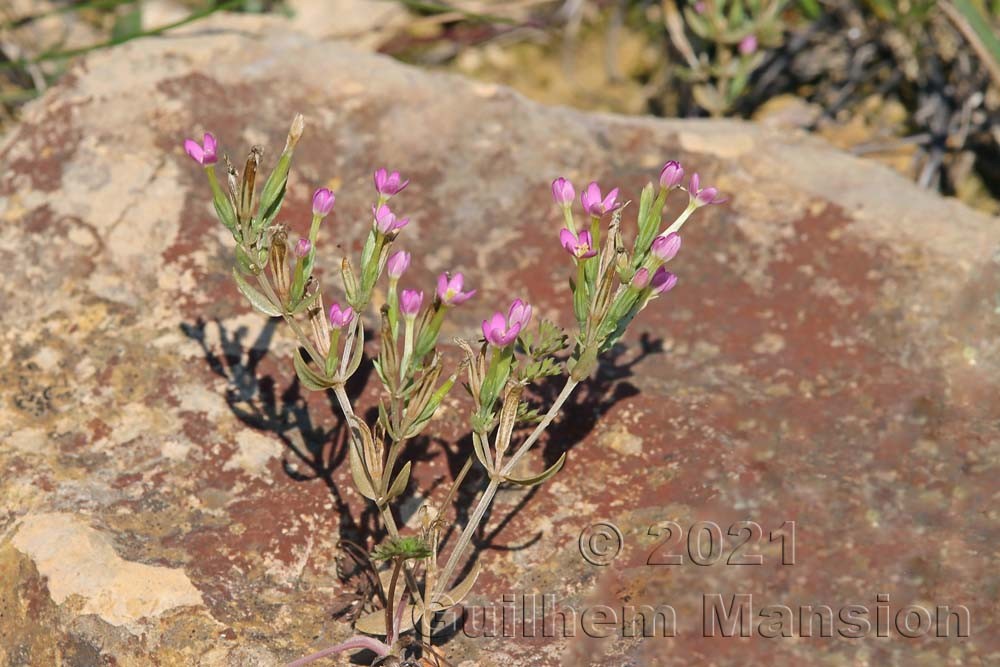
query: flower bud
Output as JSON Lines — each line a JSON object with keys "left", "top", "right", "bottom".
{"left": 551, "top": 177, "right": 575, "bottom": 208}
{"left": 650, "top": 268, "right": 678, "bottom": 294}
{"left": 739, "top": 35, "right": 758, "bottom": 56}
{"left": 658, "top": 160, "right": 684, "bottom": 190}
{"left": 631, "top": 268, "right": 650, "bottom": 289}
{"left": 400, "top": 289, "right": 424, "bottom": 318}
{"left": 651, "top": 233, "right": 681, "bottom": 263}
{"left": 387, "top": 251, "right": 410, "bottom": 280}
{"left": 312, "top": 188, "right": 336, "bottom": 217}
{"left": 328, "top": 302, "right": 354, "bottom": 329}
{"left": 286, "top": 113, "right": 305, "bottom": 150}
{"left": 293, "top": 238, "right": 311, "bottom": 258}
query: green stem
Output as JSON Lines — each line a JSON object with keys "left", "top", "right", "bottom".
{"left": 253, "top": 271, "right": 323, "bottom": 364}
{"left": 501, "top": 378, "right": 578, "bottom": 475}
{"left": 433, "top": 377, "right": 579, "bottom": 600}
{"left": 663, "top": 202, "right": 696, "bottom": 236}
{"left": 332, "top": 384, "right": 426, "bottom": 613}
{"left": 562, "top": 206, "right": 577, "bottom": 234}
{"left": 400, "top": 317, "right": 415, "bottom": 381}
{"left": 0, "top": 0, "right": 244, "bottom": 71}
{"left": 384, "top": 558, "right": 403, "bottom": 645}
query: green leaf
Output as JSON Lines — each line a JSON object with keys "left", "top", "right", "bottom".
{"left": 232, "top": 267, "right": 280, "bottom": 316}
{"left": 256, "top": 144, "right": 294, "bottom": 235}
{"left": 345, "top": 318, "right": 366, "bottom": 377}
{"left": 293, "top": 349, "right": 333, "bottom": 391}
{"left": 349, "top": 439, "right": 378, "bottom": 500}
{"left": 433, "top": 562, "right": 481, "bottom": 610}
{"left": 634, "top": 185, "right": 667, "bottom": 266}
{"left": 951, "top": 0, "right": 1000, "bottom": 73}
{"left": 290, "top": 288, "right": 321, "bottom": 315}
{"left": 111, "top": 5, "right": 143, "bottom": 41}
{"left": 385, "top": 461, "right": 411, "bottom": 502}
{"left": 505, "top": 452, "right": 566, "bottom": 487}
{"left": 471, "top": 432, "right": 494, "bottom": 474}
{"left": 479, "top": 348, "right": 512, "bottom": 413}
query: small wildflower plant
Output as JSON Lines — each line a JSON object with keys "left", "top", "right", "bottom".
{"left": 185, "top": 116, "right": 722, "bottom": 664}
{"left": 671, "top": 0, "right": 786, "bottom": 116}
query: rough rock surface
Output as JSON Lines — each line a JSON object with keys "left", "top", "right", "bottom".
{"left": 1, "top": 29, "right": 999, "bottom": 667}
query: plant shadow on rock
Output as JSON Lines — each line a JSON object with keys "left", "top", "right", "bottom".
{"left": 181, "top": 318, "right": 660, "bottom": 645}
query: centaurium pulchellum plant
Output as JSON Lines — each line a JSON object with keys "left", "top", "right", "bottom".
{"left": 666, "top": 0, "right": 786, "bottom": 116}
{"left": 184, "top": 120, "right": 723, "bottom": 665}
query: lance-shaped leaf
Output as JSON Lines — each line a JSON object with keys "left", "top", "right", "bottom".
{"left": 633, "top": 183, "right": 668, "bottom": 267}
{"left": 384, "top": 461, "right": 411, "bottom": 503}
{"left": 471, "top": 431, "right": 494, "bottom": 475}
{"left": 343, "top": 318, "right": 366, "bottom": 378}
{"left": 505, "top": 452, "right": 567, "bottom": 487}
{"left": 234, "top": 243, "right": 261, "bottom": 275}
{"left": 355, "top": 562, "right": 481, "bottom": 636}
{"left": 255, "top": 115, "right": 302, "bottom": 235}
{"left": 377, "top": 400, "right": 400, "bottom": 441}
{"left": 479, "top": 347, "right": 512, "bottom": 414}
{"left": 290, "top": 288, "right": 321, "bottom": 315}
{"left": 571, "top": 274, "right": 588, "bottom": 330}
{"left": 348, "top": 437, "right": 378, "bottom": 500}
{"left": 206, "top": 168, "right": 238, "bottom": 238}
{"left": 352, "top": 418, "right": 383, "bottom": 483}
{"left": 232, "top": 268, "right": 281, "bottom": 317}
{"left": 289, "top": 248, "right": 315, "bottom": 305}
{"left": 402, "top": 364, "right": 460, "bottom": 440}
{"left": 293, "top": 348, "right": 334, "bottom": 391}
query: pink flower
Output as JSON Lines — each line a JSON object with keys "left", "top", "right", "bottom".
{"left": 507, "top": 299, "right": 532, "bottom": 330}
{"left": 373, "top": 204, "right": 409, "bottom": 234}
{"left": 559, "top": 228, "right": 597, "bottom": 259}
{"left": 400, "top": 289, "right": 424, "bottom": 317}
{"left": 183, "top": 132, "right": 217, "bottom": 166}
{"left": 651, "top": 233, "right": 681, "bottom": 262}
{"left": 328, "top": 303, "right": 354, "bottom": 329}
{"left": 293, "top": 238, "right": 311, "bottom": 258}
{"left": 659, "top": 161, "right": 684, "bottom": 190}
{"left": 631, "top": 268, "right": 650, "bottom": 289}
{"left": 374, "top": 168, "right": 409, "bottom": 197}
{"left": 387, "top": 251, "right": 410, "bottom": 280}
{"left": 551, "top": 177, "right": 575, "bottom": 208}
{"left": 650, "top": 267, "right": 678, "bottom": 294}
{"left": 312, "top": 188, "right": 336, "bottom": 217}
{"left": 482, "top": 299, "right": 532, "bottom": 347}
{"left": 739, "top": 35, "right": 758, "bottom": 56}
{"left": 688, "top": 173, "right": 726, "bottom": 207}
{"left": 437, "top": 272, "right": 476, "bottom": 306}
{"left": 580, "top": 182, "right": 621, "bottom": 217}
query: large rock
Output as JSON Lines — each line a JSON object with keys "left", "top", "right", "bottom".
{"left": 1, "top": 29, "right": 998, "bottom": 667}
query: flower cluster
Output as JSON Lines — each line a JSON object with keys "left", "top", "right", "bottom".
{"left": 549, "top": 164, "right": 722, "bottom": 377}
{"left": 184, "top": 116, "right": 722, "bottom": 666}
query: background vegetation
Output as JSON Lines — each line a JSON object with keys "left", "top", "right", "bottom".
{"left": 3, "top": 0, "right": 999, "bottom": 210}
